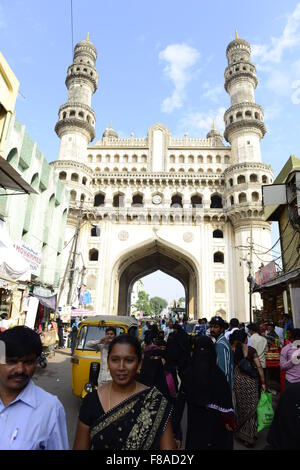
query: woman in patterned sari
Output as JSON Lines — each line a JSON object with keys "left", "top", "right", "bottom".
{"left": 73, "top": 334, "right": 176, "bottom": 450}
{"left": 229, "top": 330, "right": 266, "bottom": 447}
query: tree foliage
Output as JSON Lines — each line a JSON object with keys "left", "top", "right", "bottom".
{"left": 132, "top": 291, "right": 168, "bottom": 317}
{"left": 150, "top": 296, "right": 168, "bottom": 315}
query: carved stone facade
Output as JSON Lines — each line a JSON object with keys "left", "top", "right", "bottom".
{"left": 51, "top": 34, "right": 274, "bottom": 322}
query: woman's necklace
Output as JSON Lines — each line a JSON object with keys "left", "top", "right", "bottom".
{"left": 108, "top": 381, "right": 137, "bottom": 410}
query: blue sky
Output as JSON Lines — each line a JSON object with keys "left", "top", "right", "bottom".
{"left": 1, "top": 0, "right": 300, "bottom": 304}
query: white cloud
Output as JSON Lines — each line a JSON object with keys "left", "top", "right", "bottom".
{"left": 203, "top": 83, "right": 223, "bottom": 103}
{"left": 252, "top": 2, "right": 300, "bottom": 63}
{"left": 178, "top": 107, "right": 226, "bottom": 136}
{"left": 291, "top": 80, "right": 300, "bottom": 104}
{"left": 159, "top": 43, "right": 200, "bottom": 113}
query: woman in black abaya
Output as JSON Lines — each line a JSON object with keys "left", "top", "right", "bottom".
{"left": 267, "top": 383, "right": 300, "bottom": 450}
{"left": 173, "top": 336, "right": 235, "bottom": 450}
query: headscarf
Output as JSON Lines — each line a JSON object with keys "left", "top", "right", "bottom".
{"left": 267, "top": 383, "right": 300, "bottom": 449}
{"left": 182, "top": 336, "right": 233, "bottom": 411}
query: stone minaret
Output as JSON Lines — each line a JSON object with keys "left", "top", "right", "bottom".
{"left": 223, "top": 33, "right": 273, "bottom": 321}
{"left": 55, "top": 34, "right": 98, "bottom": 161}
{"left": 224, "top": 31, "right": 266, "bottom": 163}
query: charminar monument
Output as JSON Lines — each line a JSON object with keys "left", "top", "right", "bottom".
{"left": 51, "top": 32, "right": 274, "bottom": 322}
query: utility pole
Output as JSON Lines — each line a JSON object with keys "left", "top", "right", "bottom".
{"left": 55, "top": 234, "right": 76, "bottom": 320}
{"left": 67, "top": 202, "right": 83, "bottom": 305}
{"left": 247, "top": 224, "right": 253, "bottom": 323}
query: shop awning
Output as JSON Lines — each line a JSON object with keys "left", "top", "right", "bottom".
{"left": 0, "top": 220, "right": 31, "bottom": 281}
{"left": 0, "top": 155, "right": 37, "bottom": 195}
{"left": 253, "top": 267, "right": 300, "bottom": 292}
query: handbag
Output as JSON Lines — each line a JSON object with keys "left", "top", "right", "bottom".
{"left": 238, "top": 357, "right": 259, "bottom": 379}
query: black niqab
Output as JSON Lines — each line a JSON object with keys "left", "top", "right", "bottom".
{"left": 183, "top": 336, "right": 233, "bottom": 410}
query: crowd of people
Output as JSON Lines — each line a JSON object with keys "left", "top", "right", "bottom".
{"left": 0, "top": 312, "right": 299, "bottom": 450}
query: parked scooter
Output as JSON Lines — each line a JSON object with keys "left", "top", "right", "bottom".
{"left": 37, "top": 352, "right": 48, "bottom": 368}
{"left": 81, "top": 362, "right": 100, "bottom": 399}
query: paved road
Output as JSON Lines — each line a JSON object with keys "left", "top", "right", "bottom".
{"left": 34, "top": 348, "right": 272, "bottom": 450}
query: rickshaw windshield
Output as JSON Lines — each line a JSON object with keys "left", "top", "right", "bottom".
{"left": 76, "top": 325, "right": 125, "bottom": 351}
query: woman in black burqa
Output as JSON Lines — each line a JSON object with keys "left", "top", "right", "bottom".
{"left": 266, "top": 383, "right": 300, "bottom": 450}
{"left": 173, "top": 336, "right": 235, "bottom": 449}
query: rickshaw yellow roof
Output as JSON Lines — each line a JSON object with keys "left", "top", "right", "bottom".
{"left": 80, "top": 315, "right": 138, "bottom": 328}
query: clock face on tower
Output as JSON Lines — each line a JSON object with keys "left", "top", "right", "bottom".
{"left": 152, "top": 195, "right": 162, "bottom": 205}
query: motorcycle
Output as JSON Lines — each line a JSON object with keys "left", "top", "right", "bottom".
{"left": 37, "top": 352, "right": 48, "bottom": 368}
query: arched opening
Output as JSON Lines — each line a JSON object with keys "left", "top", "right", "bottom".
{"left": 113, "top": 240, "right": 199, "bottom": 318}
{"left": 94, "top": 193, "right": 105, "bottom": 207}
{"left": 170, "top": 155, "right": 175, "bottom": 163}
{"left": 70, "top": 190, "right": 76, "bottom": 201}
{"left": 91, "top": 226, "right": 100, "bottom": 237}
{"left": 179, "top": 155, "right": 185, "bottom": 164}
{"left": 71, "top": 173, "right": 79, "bottom": 182}
{"left": 215, "top": 309, "right": 226, "bottom": 319}
{"left": 191, "top": 194, "right": 202, "bottom": 208}
{"left": 213, "top": 229, "right": 223, "bottom": 239}
{"left": 132, "top": 194, "right": 144, "bottom": 207}
{"left": 238, "top": 192, "right": 247, "bottom": 204}
{"left": 89, "top": 249, "right": 99, "bottom": 261}
{"left": 237, "top": 175, "right": 246, "bottom": 184}
{"left": 171, "top": 194, "right": 183, "bottom": 208}
{"left": 262, "top": 175, "right": 268, "bottom": 184}
{"left": 113, "top": 193, "right": 125, "bottom": 208}
{"left": 80, "top": 194, "right": 85, "bottom": 202}
{"left": 252, "top": 192, "right": 259, "bottom": 202}
{"left": 210, "top": 194, "right": 223, "bottom": 208}
{"left": 82, "top": 177, "right": 87, "bottom": 185}
{"left": 59, "top": 172, "right": 67, "bottom": 180}
{"left": 250, "top": 174, "right": 258, "bottom": 182}
{"left": 230, "top": 196, "right": 234, "bottom": 206}
{"left": 214, "top": 251, "right": 224, "bottom": 263}
{"left": 6, "top": 148, "right": 18, "bottom": 167}
{"left": 130, "top": 272, "right": 185, "bottom": 318}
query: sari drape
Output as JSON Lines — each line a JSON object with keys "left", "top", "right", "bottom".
{"left": 90, "top": 386, "right": 172, "bottom": 450}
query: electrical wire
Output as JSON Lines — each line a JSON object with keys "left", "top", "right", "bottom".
{"left": 70, "top": 0, "right": 74, "bottom": 57}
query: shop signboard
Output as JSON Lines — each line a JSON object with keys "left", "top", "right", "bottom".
{"left": 15, "top": 241, "right": 42, "bottom": 277}
{"left": 255, "top": 261, "right": 277, "bottom": 286}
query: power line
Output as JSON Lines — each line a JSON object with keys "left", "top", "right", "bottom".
{"left": 70, "top": 0, "right": 74, "bottom": 57}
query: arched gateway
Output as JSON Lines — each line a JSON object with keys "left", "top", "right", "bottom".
{"left": 112, "top": 240, "right": 199, "bottom": 317}
{"left": 52, "top": 34, "right": 274, "bottom": 323}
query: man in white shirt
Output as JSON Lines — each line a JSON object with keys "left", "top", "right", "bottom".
{"left": 86, "top": 327, "right": 116, "bottom": 387}
{"left": 224, "top": 318, "right": 240, "bottom": 341}
{"left": 0, "top": 326, "right": 69, "bottom": 450}
{"left": 247, "top": 323, "right": 268, "bottom": 370}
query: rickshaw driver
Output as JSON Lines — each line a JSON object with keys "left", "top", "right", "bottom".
{"left": 85, "top": 327, "right": 116, "bottom": 387}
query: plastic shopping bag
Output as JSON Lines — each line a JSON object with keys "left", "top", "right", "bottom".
{"left": 257, "top": 391, "right": 274, "bottom": 432}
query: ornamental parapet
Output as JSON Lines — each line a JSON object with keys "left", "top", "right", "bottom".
{"left": 67, "top": 203, "right": 228, "bottom": 224}
{"left": 66, "top": 69, "right": 98, "bottom": 93}
{"left": 224, "top": 64, "right": 258, "bottom": 92}
{"left": 224, "top": 161, "right": 273, "bottom": 177}
{"left": 55, "top": 117, "right": 95, "bottom": 141}
{"left": 224, "top": 119, "right": 266, "bottom": 142}
{"left": 93, "top": 137, "right": 147, "bottom": 148}
{"left": 58, "top": 102, "right": 96, "bottom": 121}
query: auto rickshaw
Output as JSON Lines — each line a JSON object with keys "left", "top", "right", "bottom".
{"left": 71, "top": 315, "right": 138, "bottom": 397}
